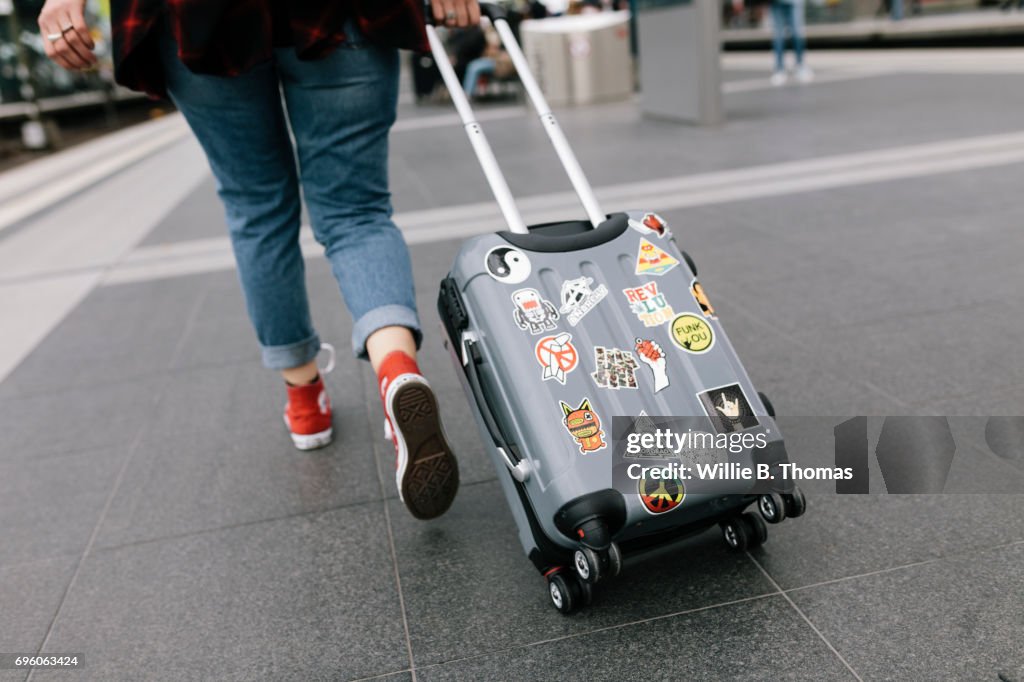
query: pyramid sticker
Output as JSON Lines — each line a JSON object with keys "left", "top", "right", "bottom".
{"left": 635, "top": 238, "right": 679, "bottom": 276}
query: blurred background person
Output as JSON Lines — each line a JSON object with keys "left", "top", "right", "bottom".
{"left": 770, "top": 0, "right": 813, "bottom": 85}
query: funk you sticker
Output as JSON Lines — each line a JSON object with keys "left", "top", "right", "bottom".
{"left": 697, "top": 383, "right": 759, "bottom": 434}
{"left": 592, "top": 346, "right": 638, "bottom": 390}
{"left": 690, "top": 279, "right": 716, "bottom": 318}
{"left": 511, "top": 288, "right": 559, "bottom": 335}
{"left": 634, "top": 338, "right": 669, "bottom": 393}
{"left": 669, "top": 313, "right": 714, "bottom": 354}
{"left": 559, "top": 276, "right": 608, "bottom": 326}
{"left": 535, "top": 333, "right": 578, "bottom": 384}
{"left": 635, "top": 238, "right": 679, "bottom": 276}
{"left": 638, "top": 476, "right": 685, "bottom": 515}
{"left": 623, "top": 282, "right": 675, "bottom": 327}
{"left": 560, "top": 398, "right": 607, "bottom": 454}
{"left": 484, "top": 246, "right": 531, "bottom": 284}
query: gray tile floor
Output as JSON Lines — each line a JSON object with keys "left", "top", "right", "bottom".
{"left": 2, "top": 66, "right": 1023, "bottom": 681}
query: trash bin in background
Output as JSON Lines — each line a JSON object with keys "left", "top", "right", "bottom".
{"left": 520, "top": 11, "right": 633, "bottom": 107}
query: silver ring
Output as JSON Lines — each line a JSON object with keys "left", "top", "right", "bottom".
{"left": 46, "top": 32, "right": 63, "bottom": 42}
{"left": 446, "top": 10, "right": 457, "bottom": 21}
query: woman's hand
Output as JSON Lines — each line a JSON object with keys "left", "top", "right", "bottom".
{"left": 38, "top": 0, "right": 97, "bottom": 71}
{"left": 429, "top": 0, "right": 482, "bottom": 27}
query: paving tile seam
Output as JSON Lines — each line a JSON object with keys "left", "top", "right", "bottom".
{"left": 346, "top": 669, "right": 414, "bottom": 682}
{"left": 25, "top": 289, "right": 210, "bottom": 677}
{"left": 409, "top": 592, "right": 783, "bottom": 674}
{"left": 745, "top": 553, "right": 865, "bottom": 682}
{"left": 780, "top": 538, "right": 1024, "bottom": 596}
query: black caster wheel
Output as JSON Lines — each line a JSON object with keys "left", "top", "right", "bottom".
{"left": 578, "top": 578, "right": 594, "bottom": 607}
{"left": 783, "top": 486, "right": 807, "bottom": 518}
{"left": 573, "top": 547, "right": 601, "bottom": 584}
{"left": 758, "top": 391, "right": 776, "bottom": 418}
{"left": 607, "top": 541, "right": 623, "bottom": 578}
{"left": 721, "top": 517, "right": 750, "bottom": 551}
{"left": 758, "top": 493, "right": 787, "bottom": 524}
{"left": 742, "top": 511, "right": 768, "bottom": 548}
{"left": 682, "top": 251, "right": 697, "bottom": 276}
{"left": 548, "top": 572, "right": 580, "bottom": 614}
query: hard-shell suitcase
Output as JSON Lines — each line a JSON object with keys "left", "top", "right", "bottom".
{"left": 429, "top": 4, "right": 807, "bottom": 614}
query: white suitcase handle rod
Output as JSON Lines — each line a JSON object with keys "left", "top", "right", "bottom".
{"left": 423, "top": 2, "right": 606, "bottom": 232}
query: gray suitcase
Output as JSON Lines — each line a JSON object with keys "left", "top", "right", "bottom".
{"left": 430, "top": 4, "right": 807, "bottom": 614}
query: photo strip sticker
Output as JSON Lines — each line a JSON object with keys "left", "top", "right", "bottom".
{"left": 535, "top": 333, "right": 579, "bottom": 384}
{"left": 690, "top": 279, "right": 716, "bottom": 319}
{"left": 560, "top": 398, "right": 607, "bottom": 454}
{"left": 635, "top": 238, "right": 679, "bottom": 277}
{"left": 697, "top": 383, "right": 759, "bottom": 434}
{"left": 511, "top": 288, "right": 559, "bottom": 335}
{"left": 669, "top": 313, "right": 714, "bottom": 354}
{"left": 484, "top": 246, "right": 531, "bottom": 284}
{"left": 592, "top": 346, "right": 639, "bottom": 390}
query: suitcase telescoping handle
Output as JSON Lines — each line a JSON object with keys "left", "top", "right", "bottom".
{"left": 423, "top": 2, "right": 606, "bottom": 232}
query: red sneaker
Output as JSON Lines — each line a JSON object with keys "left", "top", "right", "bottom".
{"left": 379, "top": 351, "right": 459, "bottom": 520}
{"left": 283, "top": 343, "right": 335, "bottom": 451}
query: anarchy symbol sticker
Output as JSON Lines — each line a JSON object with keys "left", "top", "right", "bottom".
{"left": 638, "top": 477, "right": 685, "bottom": 515}
{"left": 535, "top": 333, "right": 579, "bottom": 384}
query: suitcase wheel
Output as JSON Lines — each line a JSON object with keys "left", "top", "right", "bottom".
{"left": 548, "top": 572, "right": 585, "bottom": 614}
{"left": 782, "top": 485, "right": 807, "bottom": 518}
{"left": 758, "top": 493, "right": 787, "bottom": 524}
{"left": 572, "top": 541, "right": 623, "bottom": 585}
{"left": 721, "top": 512, "right": 768, "bottom": 552}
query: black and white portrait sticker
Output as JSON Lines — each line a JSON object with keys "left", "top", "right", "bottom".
{"left": 697, "top": 383, "right": 759, "bottom": 434}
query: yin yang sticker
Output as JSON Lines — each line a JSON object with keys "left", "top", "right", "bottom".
{"left": 485, "top": 246, "right": 531, "bottom": 284}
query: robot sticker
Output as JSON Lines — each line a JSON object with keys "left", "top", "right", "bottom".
{"left": 628, "top": 212, "right": 670, "bottom": 239}
{"left": 485, "top": 246, "right": 531, "bottom": 284}
{"left": 622, "top": 282, "right": 675, "bottom": 327}
{"left": 690, "top": 279, "right": 716, "bottom": 319}
{"left": 635, "top": 238, "right": 679, "bottom": 277}
{"left": 511, "top": 288, "right": 559, "bottom": 335}
{"left": 591, "top": 346, "right": 638, "bottom": 390}
{"left": 669, "top": 313, "right": 715, "bottom": 354}
{"left": 697, "top": 383, "right": 759, "bottom": 434}
{"left": 638, "top": 476, "right": 685, "bottom": 515}
{"left": 535, "top": 333, "right": 579, "bottom": 384}
{"left": 559, "top": 276, "right": 608, "bottom": 326}
{"left": 634, "top": 338, "right": 669, "bottom": 393}
{"left": 560, "top": 398, "right": 607, "bottom": 454}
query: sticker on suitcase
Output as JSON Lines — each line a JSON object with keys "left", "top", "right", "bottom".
{"left": 669, "top": 313, "right": 715, "bottom": 354}
{"left": 622, "top": 282, "right": 675, "bottom": 327}
{"left": 559, "top": 276, "right": 608, "bottom": 326}
{"left": 634, "top": 338, "right": 669, "bottom": 393}
{"left": 511, "top": 288, "right": 560, "bottom": 335}
{"left": 638, "top": 476, "right": 686, "bottom": 514}
{"left": 697, "top": 383, "right": 759, "bottom": 434}
{"left": 535, "top": 333, "right": 578, "bottom": 384}
{"left": 560, "top": 398, "right": 607, "bottom": 454}
{"left": 484, "top": 246, "right": 531, "bottom": 284}
{"left": 690, "top": 279, "right": 716, "bottom": 319}
{"left": 635, "top": 238, "right": 679, "bottom": 277}
{"left": 592, "top": 346, "right": 638, "bottom": 390}
{"left": 628, "top": 212, "right": 670, "bottom": 239}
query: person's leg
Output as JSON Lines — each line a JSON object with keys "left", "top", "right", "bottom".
{"left": 770, "top": 2, "right": 786, "bottom": 73}
{"left": 159, "top": 29, "right": 333, "bottom": 449}
{"left": 462, "top": 57, "right": 497, "bottom": 97}
{"left": 790, "top": 2, "right": 805, "bottom": 67}
{"left": 277, "top": 28, "right": 458, "bottom": 518}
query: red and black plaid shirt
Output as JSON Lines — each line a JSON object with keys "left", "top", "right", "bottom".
{"left": 111, "top": 0, "right": 429, "bottom": 97}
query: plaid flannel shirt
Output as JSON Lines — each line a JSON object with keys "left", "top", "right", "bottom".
{"left": 111, "top": 0, "right": 429, "bottom": 97}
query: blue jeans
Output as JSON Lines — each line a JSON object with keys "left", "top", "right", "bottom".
{"left": 159, "top": 25, "right": 420, "bottom": 368}
{"left": 771, "top": 0, "right": 805, "bottom": 71}
{"left": 462, "top": 57, "right": 496, "bottom": 97}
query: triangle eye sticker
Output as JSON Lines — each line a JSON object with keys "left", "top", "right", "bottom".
{"left": 635, "top": 238, "right": 679, "bottom": 277}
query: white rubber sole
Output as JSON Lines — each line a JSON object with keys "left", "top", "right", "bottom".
{"left": 283, "top": 415, "right": 333, "bottom": 451}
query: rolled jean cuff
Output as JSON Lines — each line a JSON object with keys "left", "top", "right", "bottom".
{"left": 261, "top": 333, "right": 322, "bottom": 370}
{"left": 352, "top": 304, "right": 422, "bottom": 360}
